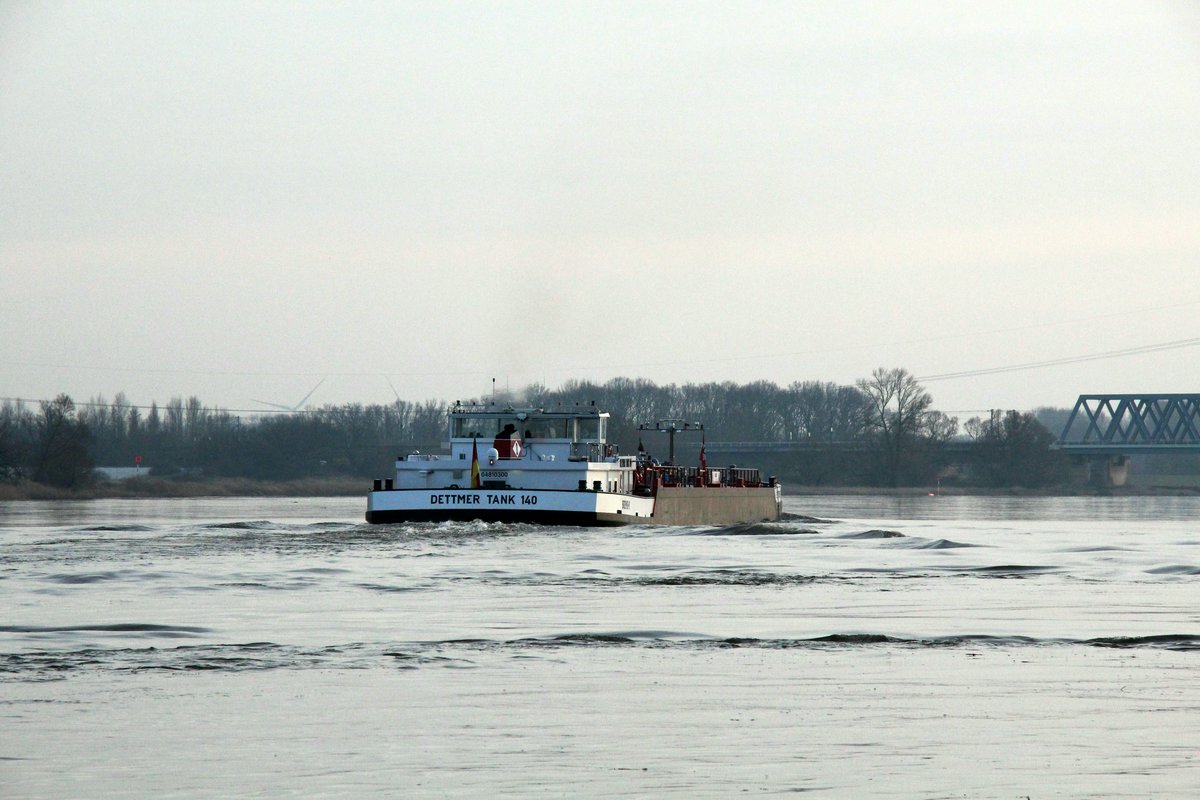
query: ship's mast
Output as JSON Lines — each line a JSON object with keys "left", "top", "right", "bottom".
{"left": 637, "top": 419, "right": 704, "bottom": 465}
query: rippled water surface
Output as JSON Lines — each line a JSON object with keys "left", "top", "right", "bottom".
{"left": 2, "top": 495, "right": 1198, "bottom": 797}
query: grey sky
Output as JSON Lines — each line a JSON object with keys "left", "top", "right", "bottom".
{"left": 3, "top": 1, "right": 1198, "bottom": 416}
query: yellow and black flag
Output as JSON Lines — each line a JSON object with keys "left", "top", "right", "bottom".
{"left": 470, "top": 437, "right": 482, "bottom": 488}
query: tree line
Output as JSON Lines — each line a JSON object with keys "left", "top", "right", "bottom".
{"left": 1, "top": 369, "right": 1071, "bottom": 489}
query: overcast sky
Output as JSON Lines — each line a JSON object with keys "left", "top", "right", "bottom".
{"left": 3, "top": 1, "right": 1198, "bottom": 418}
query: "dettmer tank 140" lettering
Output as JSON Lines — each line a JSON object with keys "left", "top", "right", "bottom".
{"left": 429, "top": 493, "right": 538, "bottom": 506}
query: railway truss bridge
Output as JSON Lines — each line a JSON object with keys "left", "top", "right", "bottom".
{"left": 1053, "top": 394, "right": 1200, "bottom": 486}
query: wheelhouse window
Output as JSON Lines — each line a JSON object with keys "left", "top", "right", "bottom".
{"left": 451, "top": 416, "right": 507, "bottom": 438}
{"left": 524, "top": 419, "right": 569, "bottom": 439}
{"left": 450, "top": 413, "right": 605, "bottom": 441}
{"left": 574, "top": 417, "right": 604, "bottom": 442}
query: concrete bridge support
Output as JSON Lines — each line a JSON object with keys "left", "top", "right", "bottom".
{"left": 1087, "top": 455, "right": 1130, "bottom": 488}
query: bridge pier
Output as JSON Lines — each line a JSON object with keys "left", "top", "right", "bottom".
{"left": 1087, "top": 455, "right": 1130, "bottom": 488}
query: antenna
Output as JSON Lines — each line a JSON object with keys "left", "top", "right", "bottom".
{"left": 637, "top": 419, "right": 704, "bottom": 465}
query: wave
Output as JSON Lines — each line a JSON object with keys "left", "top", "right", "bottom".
{"left": 516, "top": 633, "right": 644, "bottom": 646}
{"left": 1, "top": 623, "right": 209, "bottom": 635}
{"left": 41, "top": 570, "right": 175, "bottom": 585}
{"left": 417, "top": 563, "right": 1078, "bottom": 588}
{"left": 629, "top": 570, "right": 819, "bottom": 587}
{"left": 965, "top": 564, "right": 1059, "bottom": 576}
{"left": 0, "top": 641, "right": 474, "bottom": 677}
{"left": 780, "top": 513, "right": 838, "bottom": 524}
{"left": 1, "top": 642, "right": 286, "bottom": 678}
{"left": 1145, "top": 565, "right": 1200, "bottom": 575}
{"left": 490, "top": 631, "right": 1200, "bottom": 652}
{"left": 380, "top": 651, "right": 477, "bottom": 670}
{"left": 356, "top": 582, "right": 420, "bottom": 593}
{"left": 806, "top": 633, "right": 898, "bottom": 645}
{"left": 1085, "top": 634, "right": 1200, "bottom": 649}
{"left": 6, "top": 631, "right": 1196, "bottom": 679}
{"left": 900, "top": 538, "right": 980, "bottom": 550}
{"left": 691, "top": 523, "right": 820, "bottom": 536}
{"left": 72, "top": 524, "right": 155, "bottom": 533}
{"left": 838, "top": 529, "right": 905, "bottom": 539}
{"left": 202, "top": 520, "right": 277, "bottom": 530}
{"left": 830, "top": 530, "right": 983, "bottom": 549}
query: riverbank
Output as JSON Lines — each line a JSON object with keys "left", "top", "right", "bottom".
{"left": 0, "top": 476, "right": 367, "bottom": 501}
{"left": 787, "top": 484, "right": 1200, "bottom": 497}
{"left": 2, "top": 478, "right": 1196, "bottom": 501}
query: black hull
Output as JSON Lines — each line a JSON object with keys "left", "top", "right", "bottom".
{"left": 365, "top": 508, "right": 635, "bottom": 527}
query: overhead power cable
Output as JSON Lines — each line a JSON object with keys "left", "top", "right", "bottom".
{"left": 3, "top": 298, "right": 1199, "bottom": 379}
{"left": 917, "top": 337, "right": 1200, "bottom": 382}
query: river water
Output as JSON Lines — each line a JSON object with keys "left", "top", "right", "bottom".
{"left": 2, "top": 495, "right": 1197, "bottom": 798}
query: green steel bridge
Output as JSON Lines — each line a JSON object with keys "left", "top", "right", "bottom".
{"left": 1052, "top": 394, "right": 1200, "bottom": 454}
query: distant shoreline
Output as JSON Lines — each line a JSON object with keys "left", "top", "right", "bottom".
{"left": 0, "top": 476, "right": 367, "bottom": 502}
{"left": 785, "top": 485, "right": 1200, "bottom": 497}
{"left": 1, "top": 477, "right": 1196, "bottom": 502}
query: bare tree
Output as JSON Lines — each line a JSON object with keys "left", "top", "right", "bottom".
{"left": 31, "top": 395, "right": 93, "bottom": 487}
{"left": 857, "top": 367, "right": 933, "bottom": 485}
{"left": 0, "top": 400, "right": 28, "bottom": 482}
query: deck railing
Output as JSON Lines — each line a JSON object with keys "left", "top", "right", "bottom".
{"left": 647, "top": 465, "right": 766, "bottom": 488}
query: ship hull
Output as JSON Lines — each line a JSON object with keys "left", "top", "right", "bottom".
{"left": 366, "top": 487, "right": 654, "bottom": 526}
{"left": 648, "top": 485, "right": 783, "bottom": 526}
{"left": 365, "top": 485, "right": 782, "bottom": 527}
